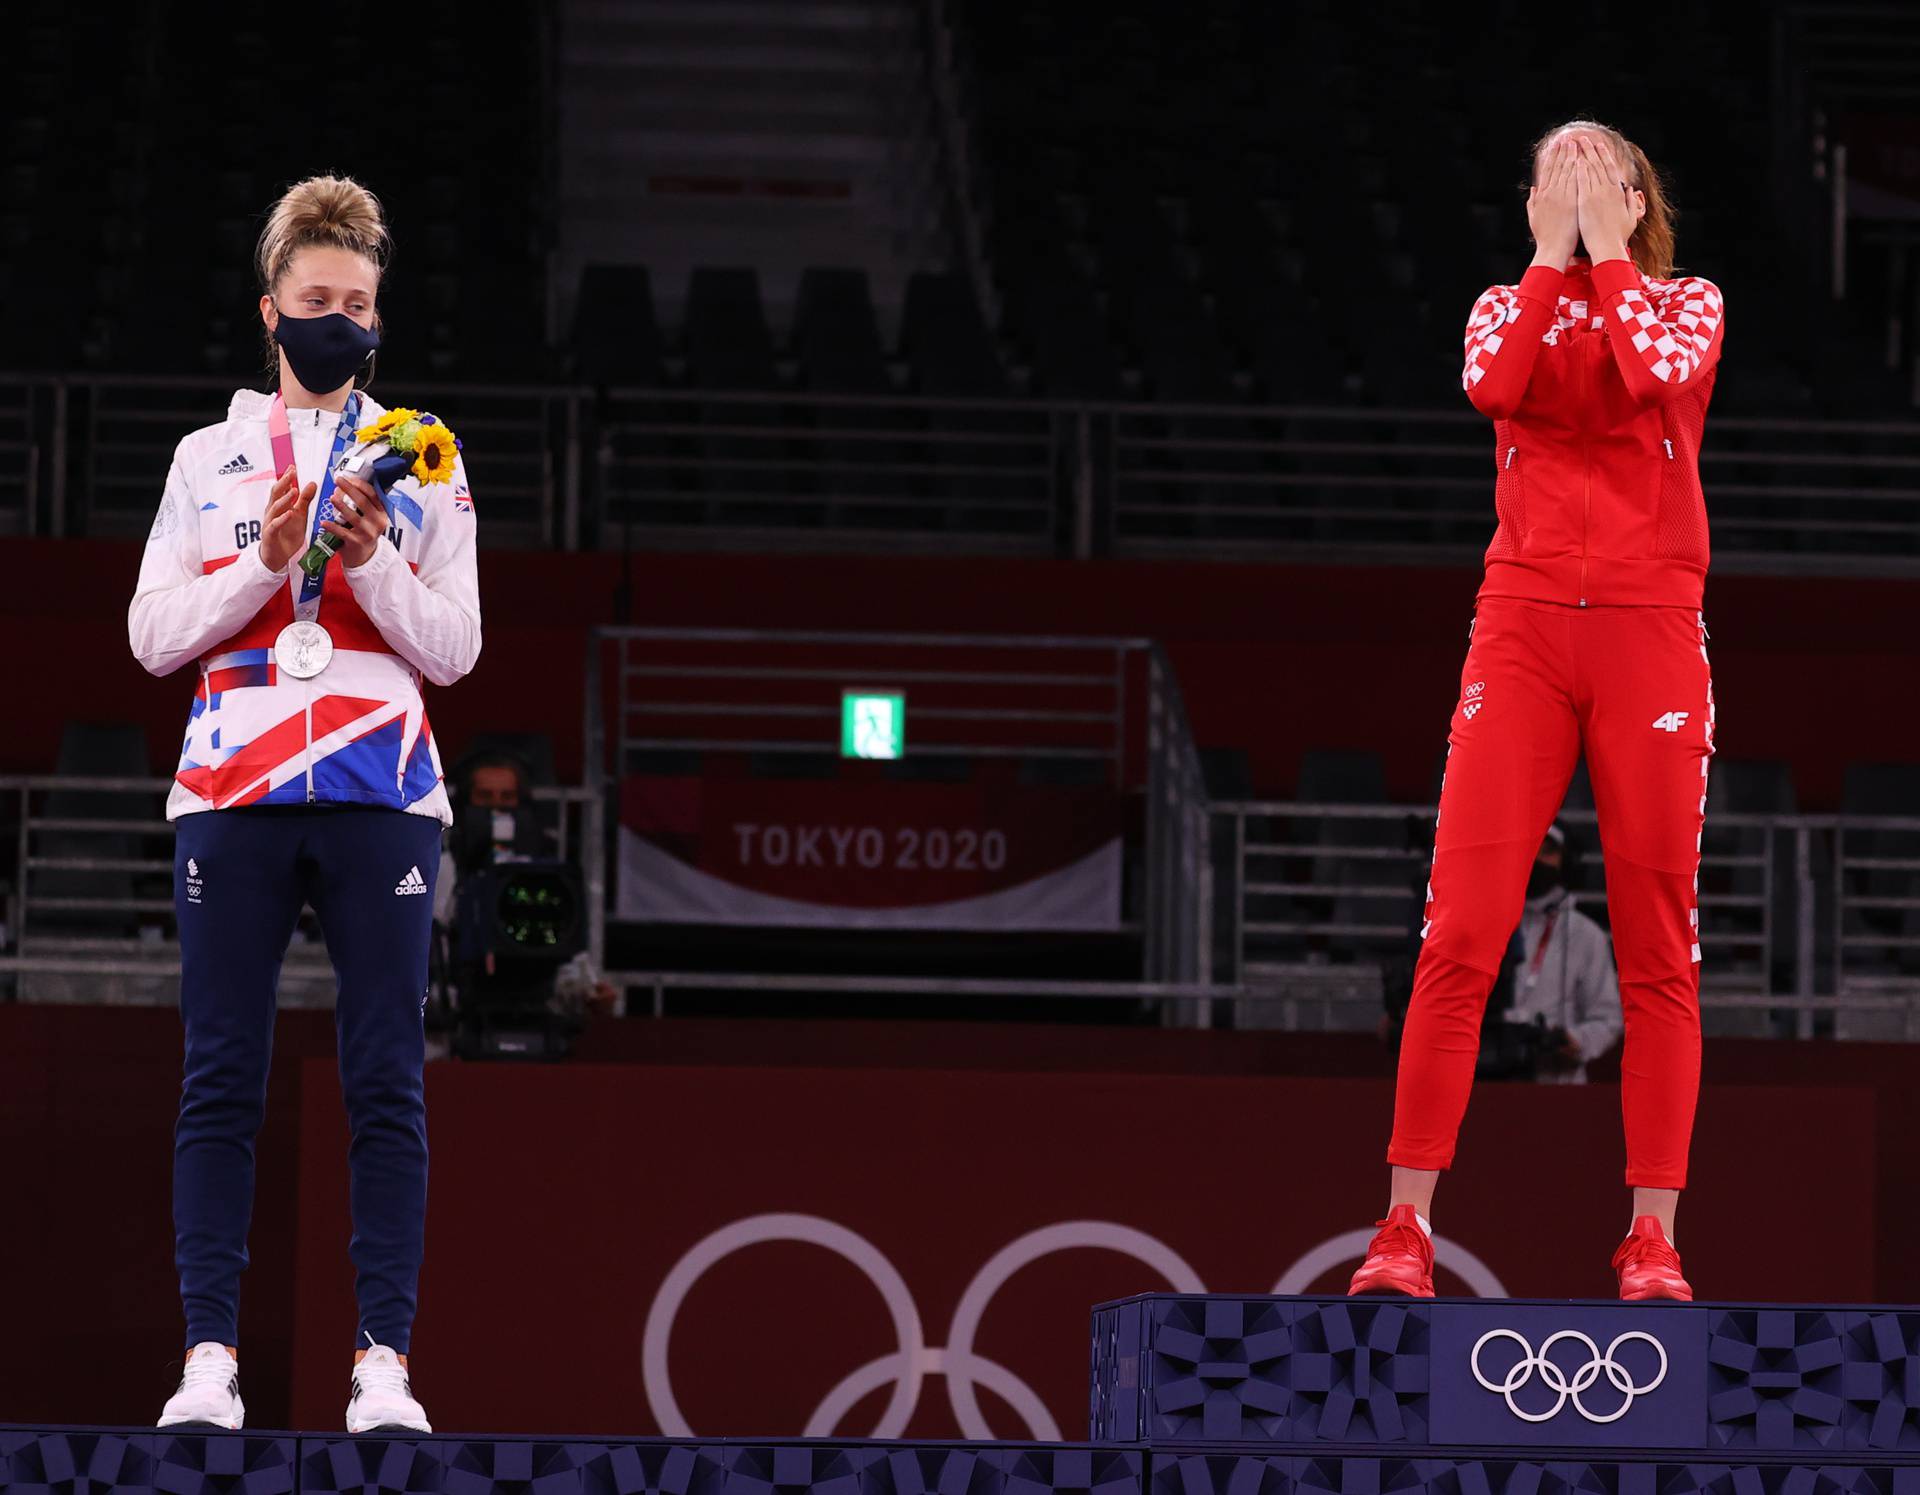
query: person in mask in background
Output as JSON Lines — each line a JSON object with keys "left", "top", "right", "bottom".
{"left": 1506, "top": 823, "right": 1623, "bottom": 1083}
{"left": 433, "top": 752, "right": 538, "bottom": 929}
{"left": 433, "top": 752, "right": 620, "bottom": 1023}
{"left": 1381, "top": 822, "right": 1623, "bottom": 1082}
{"left": 130, "top": 174, "right": 476, "bottom": 1436}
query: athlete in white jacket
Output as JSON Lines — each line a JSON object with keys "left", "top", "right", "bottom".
{"left": 129, "top": 382, "right": 479, "bottom": 818}
{"left": 137, "top": 175, "right": 473, "bottom": 1437}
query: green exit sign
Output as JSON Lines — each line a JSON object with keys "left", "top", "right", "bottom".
{"left": 842, "top": 691, "right": 905, "bottom": 760}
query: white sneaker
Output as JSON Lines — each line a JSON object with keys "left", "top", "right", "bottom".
{"left": 158, "top": 1343, "right": 244, "bottom": 1430}
{"left": 346, "top": 1344, "right": 432, "bottom": 1433}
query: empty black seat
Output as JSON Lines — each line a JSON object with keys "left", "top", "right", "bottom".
{"left": 1017, "top": 275, "right": 1123, "bottom": 400}
{"left": 1840, "top": 762, "right": 1920, "bottom": 978}
{"left": 456, "top": 269, "right": 547, "bottom": 381}
{"left": 794, "top": 268, "right": 888, "bottom": 394}
{"left": 684, "top": 268, "right": 795, "bottom": 526}
{"left": 901, "top": 272, "right": 1006, "bottom": 398}
{"left": 794, "top": 268, "right": 918, "bottom": 533}
{"left": 573, "top": 265, "right": 664, "bottom": 387}
{"left": 1703, "top": 758, "right": 1800, "bottom": 994}
{"left": 34, "top": 722, "right": 154, "bottom": 938}
{"left": 899, "top": 272, "right": 1042, "bottom": 540}
{"left": 1295, "top": 748, "right": 1413, "bottom": 961}
{"left": 687, "top": 268, "right": 777, "bottom": 390}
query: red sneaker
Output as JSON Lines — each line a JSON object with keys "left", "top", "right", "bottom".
{"left": 1347, "top": 1204, "right": 1435, "bottom": 1297}
{"left": 1612, "top": 1215, "right": 1694, "bottom": 1301}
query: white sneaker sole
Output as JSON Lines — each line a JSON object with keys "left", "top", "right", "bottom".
{"left": 156, "top": 1417, "right": 243, "bottom": 1431}
{"left": 347, "top": 1421, "right": 432, "bottom": 1435}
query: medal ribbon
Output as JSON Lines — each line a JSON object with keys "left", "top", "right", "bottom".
{"left": 268, "top": 390, "right": 362, "bottom": 622}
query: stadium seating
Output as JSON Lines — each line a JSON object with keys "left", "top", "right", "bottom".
{"left": 572, "top": 265, "right": 668, "bottom": 387}
{"left": 951, "top": 0, "right": 1909, "bottom": 417}
{"left": 4, "top": 0, "right": 1913, "bottom": 576}
{"left": 5, "top": 0, "right": 1913, "bottom": 427}
{"left": 34, "top": 722, "right": 152, "bottom": 939}
{"left": 0, "top": 8, "right": 548, "bottom": 380}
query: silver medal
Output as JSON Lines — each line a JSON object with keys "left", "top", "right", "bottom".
{"left": 274, "top": 620, "right": 334, "bottom": 680}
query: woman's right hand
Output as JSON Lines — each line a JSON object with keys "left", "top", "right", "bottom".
{"left": 1527, "top": 135, "right": 1580, "bottom": 267}
{"left": 258, "top": 466, "right": 317, "bottom": 572}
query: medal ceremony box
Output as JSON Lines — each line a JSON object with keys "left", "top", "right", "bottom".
{"left": 7, "top": 1293, "right": 1919, "bottom": 1495}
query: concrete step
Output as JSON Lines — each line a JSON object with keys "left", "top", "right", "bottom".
{"left": 568, "top": 127, "right": 900, "bottom": 167}
{"left": 561, "top": 221, "right": 926, "bottom": 273}
{"left": 570, "top": 0, "right": 911, "bottom": 32}
{"left": 562, "top": 77, "right": 898, "bottom": 132}
{"left": 555, "top": 0, "right": 953, "bottom": 348}
{"left": 559, "top": 205, "right": 889, "bottom": 253}
{"left": 558, "top": 39, "right": 880, "bottom": 74}
{"left": 564, "top": 61, "right": 887, "bottom": 105}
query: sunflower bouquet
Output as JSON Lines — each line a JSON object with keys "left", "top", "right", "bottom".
{"left": 299, "top": 408, "right": 464, "bottom": 575}
{"left": 352, "top": 407, "right": 463, "bottom": 485}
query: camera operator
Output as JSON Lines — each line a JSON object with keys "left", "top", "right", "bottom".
{"left": 435, "top": 752, "right": 618, "bottom": 1032}
{"left": 1494, "top": 823, "right": 1623, "bottom": 1083}
{"left": 1385, "top": 822, "right": 1622, "bottom": 1083}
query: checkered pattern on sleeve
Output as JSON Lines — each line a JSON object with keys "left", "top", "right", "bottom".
{"left": 1611, "top": 274, "right": 1724, "bottom": 386}
{"left": 1462, "top": 284, "right": 1522, "bottom": 390}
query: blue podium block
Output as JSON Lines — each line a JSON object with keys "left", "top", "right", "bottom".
{"left": 0, "top": 1429, "right": 158, "bottom": 1495}
{"left": 1090, "top": 1297, "right": 1920, "bottom": 1457}
{"left": 0, "top": 1434, "right": 1144, "bottom": 1495}
{"left": 1142, "top": 1453, "right": 1920, "bottom": 1495}
{"left": 0, "top": 1429, "right": 297, "bottom": 1495}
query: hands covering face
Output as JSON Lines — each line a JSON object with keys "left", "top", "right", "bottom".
{"left": 1529, "top": 131, "right": 1643, "bottom": 265}
{"left": 1570, "top": 134, "right": 1640, "bottom": 260}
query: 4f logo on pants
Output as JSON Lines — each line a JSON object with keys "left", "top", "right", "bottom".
{"left": 1652, "top": 711, "right": 1691, "bottom": 733}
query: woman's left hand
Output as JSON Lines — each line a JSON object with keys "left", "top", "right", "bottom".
{"left": 1573, "top": 137, "right": 1636, "bottom": 262}
{"left": 323, "top": 473, "right": 390, "bottom": 569}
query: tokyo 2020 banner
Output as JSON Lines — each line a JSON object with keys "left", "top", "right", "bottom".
{"left": 615, "top": 778, "right": 1122, "bottom": 929}
{"left": 287, "top": 1064, "right": 1875, "bottom": 1434}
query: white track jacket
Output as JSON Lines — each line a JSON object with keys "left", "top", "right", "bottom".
{"left": 128, "top": 388, "right": 481, "bottom": 824}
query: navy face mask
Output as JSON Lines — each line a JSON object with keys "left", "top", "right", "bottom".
{"left": 272, "top": 304, "right": 380, "bottom": 393}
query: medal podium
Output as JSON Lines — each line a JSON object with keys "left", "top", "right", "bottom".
{"left": 1091, "top": 1295, "right": 1920, "bottom": 1494}
{"left": 7, "top": 1295, "right": 1918, "bottom": 1494}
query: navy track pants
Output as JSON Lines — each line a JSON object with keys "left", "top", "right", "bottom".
{"left": 173, "top": 805, "right": 440, "bottom": 1353}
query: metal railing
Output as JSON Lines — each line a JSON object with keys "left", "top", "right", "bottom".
{"left": 593, "top": 626, "right": 1143, "bottom": 777}
{"left": 1207, "top": 799, "right": 1920, "bottom": 1039}
{"left": 592, "top": 385, "right": 1061, "bottom": 553}
{"left": 6, "top": 371, "right": 1920, "bottom": 570}
{"left": 584, "top": 625, "right": 1209, "bottom": 984}
{"left": 0, "top": 375, "right": 48, "bottom": 537}
{"left": 25, "top": 373, "right": 563, "bottom": 545}
{"left": 1109, "top": 403, "right": 1920, "bottom": 565}
{"left": 1143, "top": 646, "right": 1209, "bottom": 984}
{"left": 7, "top": 765, "right": 1920, "bottom": 1041}
{"left": 0, "top": 775, "right": 596, "bottom": 1003}
{"left": 600, "top": 971, "right": 1245, "bottom": 1019}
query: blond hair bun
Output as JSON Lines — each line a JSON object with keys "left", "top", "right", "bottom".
{"left": 255, "top": 174, "right": 391, "bottom": 293}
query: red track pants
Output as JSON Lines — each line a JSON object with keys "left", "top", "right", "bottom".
{"left": 1388, "top": 598, "right": 1715, "bottom": 1189}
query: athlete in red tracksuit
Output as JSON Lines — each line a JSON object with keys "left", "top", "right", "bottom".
{"left": 1349, "top": 123, "right": 1724, "bottom": 1301}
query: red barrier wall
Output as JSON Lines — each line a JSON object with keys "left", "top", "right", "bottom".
{"left": 0, "top": 1004, "right": 337, "bottom": 1425}
{"left": 2, "top": 1004, "right": 1914, "bottom": 1433}
{"left": 7, "top": 537, "right": 1917, "bottom": 808}
{"left": 288, "top": 1062, "right": 1874, "bottom": 1436}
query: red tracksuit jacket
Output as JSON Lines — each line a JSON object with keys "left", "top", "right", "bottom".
{"left": 1462, "top": 254, "right": 1726, "bottom": 609}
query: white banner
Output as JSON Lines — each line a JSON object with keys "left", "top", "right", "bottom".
{"left": 616, "top": 827, "right": 1122, "bottom": 930}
